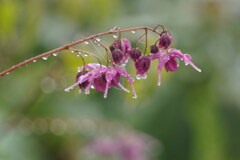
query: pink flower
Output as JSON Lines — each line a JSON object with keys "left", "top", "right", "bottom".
{"left": 65, "top": 63, "right": 137, "bottom": 98}
{"left": 150, "top": 49, "right": 201, "bottom": 86}
{"left": 110, "top": 39, "right": 132, "bottom": 64}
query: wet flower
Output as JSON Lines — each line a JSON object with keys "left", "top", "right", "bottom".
{"left": 158, "top": 33, "right": 172, "bottom": 50}
{"left": 65, "top": 63, "right": 137, "bottom": 98}
{"left": 150, "top": 49, "right": 201, "bottom": 86}
{"left": 130, "top": 49, "right": 141, "bottom": 61}
{"left": 110, "top": 39, "right": 132, "bottom": 63}
{"left": 135, "top": 56, "right": 151, "bottom": 79}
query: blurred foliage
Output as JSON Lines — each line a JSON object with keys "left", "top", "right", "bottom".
{"left": 0, "top": 0, "right": 240, "bottom": 160}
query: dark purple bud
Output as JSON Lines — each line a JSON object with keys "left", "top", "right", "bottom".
{"left": 109, "top": 45, "right": 115, "bottom": 52}
{"left": 130, "top": 49, "right": 141, "bottom": 61}
{"left": 112, "top": 50, "right": 123, "bottom": 64}
{"left": 112, "top": 40, "right": 122, "bottom": 50}
{"left": 135, "top": 56, "right": 151, "bottom": 76}
{"left": 94, "top": 74, "right": 107, "bottom": 92}
{"left": 158, "top": 33, "right": 172, "bottom": 50}
{"left": 165, "top": 57, "right": 178, "bottom": 72}
{"left": 76, "top": 71, "right": 89, "bottom": 90}
{"left": 150, "top": 45, "right": 159, "bottom": 54}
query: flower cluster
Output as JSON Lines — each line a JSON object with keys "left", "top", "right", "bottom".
{"left": 65, "top": 27, "right": 201, "bottom": 98}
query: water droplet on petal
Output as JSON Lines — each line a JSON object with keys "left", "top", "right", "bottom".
{"left": 64, "top": 89, "right": 70, "bottom": 92}
{"left": 84, "top": 41, "right": 89, "bottom": 45}
{"left": 131, "top": 31, "right": 136, "bottom": 34}
{"left": 91, "top": 85, "right": 94, "bottom": 89}
{"left": 42, "top": 57, "right": 48, "bottom": 60}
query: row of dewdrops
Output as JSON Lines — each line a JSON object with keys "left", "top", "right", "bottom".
{"left": 3, "top": 117, "right": 126, "bottom": 136}
{"left": 5, "top": 30, "right": 137, "bottom": 75}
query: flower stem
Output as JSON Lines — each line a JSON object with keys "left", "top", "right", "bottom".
{"left": 0, "top": 25, "right": 164, "bottom": 76}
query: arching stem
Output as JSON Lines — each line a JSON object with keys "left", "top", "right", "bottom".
{"left": 0, "top": 24, "right": 166, "bottom": 76}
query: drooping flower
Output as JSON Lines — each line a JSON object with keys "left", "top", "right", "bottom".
{"left": 110, "top": 39, "right": 132, "bottom": 63}
{"left": 130, "top": 49, "right": 141, "bottom": 61}
{"left": 135, "top": 56, "right": 151, "bottom": 79}
{"left": 65, "top": 63, "right": 137, "bottom": 98}
{"left": 158, "top": 33, "right": 172, "bottom": 50}
{"left": 150, "top": 49, "right": 201, "bottom": 86}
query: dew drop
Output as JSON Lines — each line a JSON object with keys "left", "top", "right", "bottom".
{"left": 113, "top": 34, "right": 118, "bottom": 39}
{"left": 185, "top": 62, "right": 189, "bottom": 66}
{"left": 96, "top": 37, "right": 101, "bottom": 42}
{"left": 53, "top": 53, "right": 58, "bottom": 56}
{"left": 91, "top": 85, "right": 95, "bottom": 89}
{"left": 42, "top": 57, "right": 48, "bottom": 60}
{"left": 6, "top": 72, "right": 10, "bottom": 75}
{"left": 71, "top": 50, "right": 75, "bottom": 53}
{"left": 84, "top": 41, "right": 89, "bottom": 45}
{"left": 64, "top": 89, "right": 70, "bottom": 92}
{"left": 136, "top": 74, "right": 147, "bottom": 80}
{"left": 84, "top": 53, "right": 88, "bottom": 57}
{"left": 33, "top": 60, "right": 37, "bottom": 62}
{"left": 133, "top": 95, "right": 138, "bottom": 99}
{"left": 131, "top": 31, "right": 136, "bottom": 34}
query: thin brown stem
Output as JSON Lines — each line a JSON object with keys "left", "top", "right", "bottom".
{"left": 68, "top": 48, "right": 102, "bottom": 67}
{"left": 134, "top": 32, "right": 146, "bottom": 49}
{"left": 144, "top": 29, "right": 148, "bottom": 55}
{"left": 0, "top": 25, "right": 164, "bottom": 77}
{"left": 93, "top": 38, "right": 111, "bottom": 66}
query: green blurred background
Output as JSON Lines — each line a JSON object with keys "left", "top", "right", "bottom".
{"left": 0, "top": 0, "right": 240, "bottom": 160}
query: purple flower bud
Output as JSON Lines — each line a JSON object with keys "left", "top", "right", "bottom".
{"left": 164, "top": 57, "right": 179, "bottom": 72}
{"left": 109, "top": 45, "right": 115, "bottom": 52}
{"left": 150, "top": 45, "right": 159, "bottom": 54}
{"left": 135, "top": 56, "right": 151, "bottom": 76}
{"left": 76, "top": 71, "right": 89, "bottom": 90}
{"left": 130, "top": 49, "right": 141, "bottom": 61}
{"left": 112, "top": 40, "right": 122, "bottom": 50}
{"left": 112, "top": 50, "right": 123, "bottom": 64}
{"left": 158, "top": 33, "right": 172, "bottom": 50}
